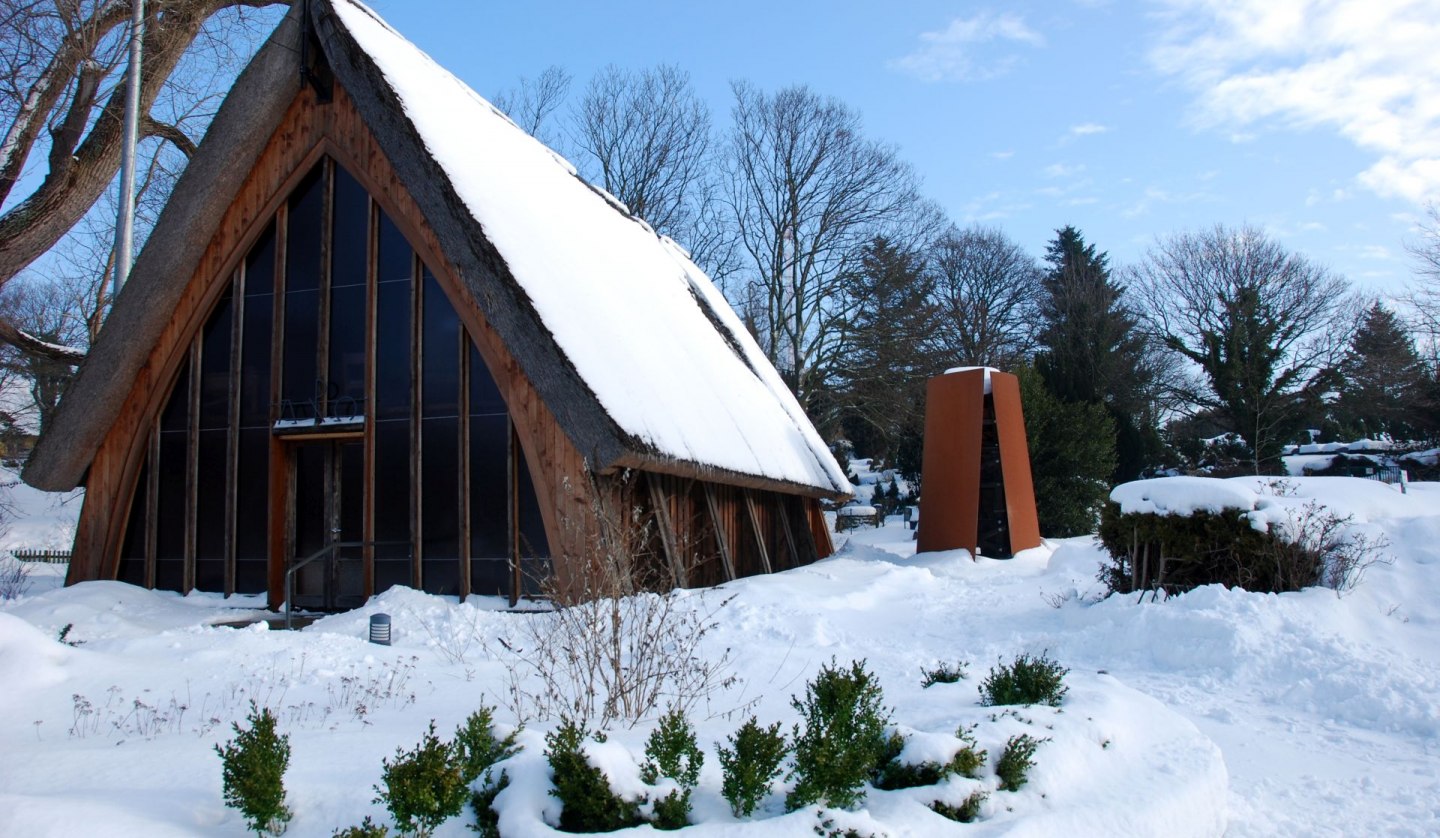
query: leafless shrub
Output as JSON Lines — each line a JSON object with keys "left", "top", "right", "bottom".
{"left": 498, "top": 470, "right": 745, "bottom": 728}
{"left": 1269, "top": 501, "right": 1392, "bottom": 596}
{"left": 0, "top": 552, "right": 30, "bottom": 600}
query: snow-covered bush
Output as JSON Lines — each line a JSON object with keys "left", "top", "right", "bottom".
{"left": 717, "top": 717, "right": 788, "bottom": 818}
{"left": 452, "top": 705, "right": 519, "bottom": 785}
{"left": 979, "top": 652, "right": 1069, "bottom": 707}
{"left": 469, "top": 771, "right": 508, "bottom": 838}
{"left": 544, "top": 718, "right": 643, "bottom": 832}
{"left": 214, "top": 703, "right": 292, "bottom": 837}
{"left": 639, "top": 708, "right": 703, "bottom": 829}
{"left": 373, "top": 721, "right": 467, "bottom": 838}
{"left": 786, "top": 659, "right": 893, "bottom": 811}
{"left": 930, "top": 790, "right": 988, "bottom": 823}
{"left": 996, "top": 733, "right": 1045, "bottom": 791}
{"left": 1098, "top": 492, "right": 1390, "bottom": 596}
{"left": 919, "top": 661, "right": 966, "bottom": 688}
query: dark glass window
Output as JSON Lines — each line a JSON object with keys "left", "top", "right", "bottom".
{"left": 240, "top": 293, "right": 273, "bottom": 428}
{"left": 377, "top": 210, "right": 410, "bottom": 284}
{"left": 469, "top": 414, "right": 507, "bottom": 559}
{"left": 329, "top": 283, "right": 366, "bottom": 412}
{"left": 517, "top": 436, "right": 550, "bottom": 591}
{"left": 194, "top": 428, "right": 229, "bottom": 591}
{"left": 285, "top": 164, "right": 324, "bottom": 292}
{"left": 374, "top": 419, "right": 411, "bottom": 557}
{"left": 117, "top": 462, "right": 150, "bottom": 587}
{"left": 281, "top": 288, "right": 319, "bottom": 417}
{"left": 234, "top": 428, "right": 268, "bottom": 593}
{"left": 156, "top": 399, "right": 189, "bottom": 591}
{"left": 470, "top": 344, "right": 504, "bottom": 416}
{"left": 421, "top": 416, "right": 459, "bottom": 594}
{"left": 331, "top": 167, "right": 367, "bottom": 289}
{"left": 375, "top": 274, "right": 411, "bottom": 420}
{"left": 244, "top": 223, "right": 276, "bottom": 297}
{"left": 199, "top": 289, "right": 233, "bottom": 430}
{"left": 421, "top": 269, "right": 460, "bottom": 417}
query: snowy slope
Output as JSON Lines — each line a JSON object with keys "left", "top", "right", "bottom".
{"left": 0, "top": 476, "right": 1437, "bottom": 835}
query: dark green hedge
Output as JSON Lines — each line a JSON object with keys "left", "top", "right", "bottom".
{"left": 1096, "top": 501, "right": 1322, "bottom": 595}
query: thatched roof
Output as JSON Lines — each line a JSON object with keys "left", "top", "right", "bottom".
{"left": 25, "top": 0, "right": 849, "bottom": 499}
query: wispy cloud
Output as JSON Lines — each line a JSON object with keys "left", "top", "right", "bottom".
{"left": 890, "top": 12, "right": 1045, "bottom": 82}
{"left": 1070, "top": 123, "right": 1110, "bottom": 136}
{"left": 1148, "top": 0, "right": 1440, "bottom": 204}
{"left": 1043, "top": 162, "right": 1085, "bottom": 178}
{"left": 991, "top": 150, "right": 1016, "bottom": 160}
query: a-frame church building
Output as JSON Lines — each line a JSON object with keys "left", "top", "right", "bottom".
{"left": 22, "top": 0, "right": 850, "bottom": 610}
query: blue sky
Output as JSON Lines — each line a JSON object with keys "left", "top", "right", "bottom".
{"left": 369, "top": 0, "right": 1438, "bottom": 296}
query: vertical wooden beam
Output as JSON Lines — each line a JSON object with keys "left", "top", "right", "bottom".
{"left": 742, "top": 489, "right": 773, "bottom": 575}
{"left": 144, "top": 424, "right": 159, "bottom": 589}
{"left": 409, "top": 252, "right": 422, "bottom": 589}
{"left": 267, "top": 202, "right": 289, "bottom": 609}
{"left": 646, "top": 473, "right": 685, "bottom": 587}
{"left": 701, "top": 483, "right": 736, "bottom": 582}
{"left": 507, "top": 419, "right": 519, "bottom": 607}
{"left": 183, "top": 341, "right": 201, "bottom": 592}
{"left": 316, "top": 157, "right": 333, "bottom": 419}
{"left": 361, "top": 194, "right": 377, "bottom": 599}
{"left": 775, "top": 493, "right": 800, "bottom": 572}
{"left": 224, "top": 269, "right": 244, "bottom": 596}
{"left": 458, "top": 326, "right": 471, "bottom": 599}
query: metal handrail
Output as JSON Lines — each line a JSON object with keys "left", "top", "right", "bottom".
{"left": 283, "top": 540, "right": 413, "bottom": 629}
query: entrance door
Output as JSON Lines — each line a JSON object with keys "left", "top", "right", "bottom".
{"left": 289, "top": 440, "right": 366, "bottom": 610}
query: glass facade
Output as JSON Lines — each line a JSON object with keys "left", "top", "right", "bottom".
{"left": 114, "top": 155, "right": 549, "bottom": 602}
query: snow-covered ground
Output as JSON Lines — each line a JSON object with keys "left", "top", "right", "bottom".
{"left": 0, "top": 476, "right": 1437, "bottom": 835}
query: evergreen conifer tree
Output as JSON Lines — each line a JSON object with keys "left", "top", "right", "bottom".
{"left": 1334, "top": 302, "right": 1434, "bottom": 440}
{"left": 1034, "top": 226, "right": 1157, "bottom": 482}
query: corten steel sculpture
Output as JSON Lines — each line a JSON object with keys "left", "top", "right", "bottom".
{"left": 917, "top": 368, "right": 1040, "bottom": 558}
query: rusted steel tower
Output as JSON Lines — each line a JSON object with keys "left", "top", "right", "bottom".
{"left": 917, "top": 367, "right": 1040, "bottom": 558}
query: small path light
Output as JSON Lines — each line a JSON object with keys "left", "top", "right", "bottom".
{"left": 369, "top": 613, "right": 392, "bottom": 645}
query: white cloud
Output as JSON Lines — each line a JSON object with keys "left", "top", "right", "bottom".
{"left": 890, "top": 12, "right": 1045, "bottom": 82}
{"left": 1070, "top": 123, "right": 1110, "bottom": 136}
{"left": 991, "top": 150, "right": 1016, "bottom": 160}
{"left": 1043, "top": 162, "right": 1085, "bottom": 178}
{"left": 1148, "top": 0, "right": 1440, "bottom": 204}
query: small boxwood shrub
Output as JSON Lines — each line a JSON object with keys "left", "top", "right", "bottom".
{"left": 640, "top": 708, "right": 703, "bottom": 830}
{"left": 786, "top": 658, "right": 892, "bottom": 811}
{"left": 331, "top": 817, "right": 388, "bottom": 837}
{"left": 469, "top": 769, "right": 508, "bottom": 838}
{"left": 544, "top": 718, "right": 642, "bottom": 833}
{"left": 919, "top": 662, "right": 966, "bottom": 688}
{"left": 215, "top": 702, "right": 292, "bottom": 837}
{"left": 374, "top": 720, "right": 467, "bottom": 838}
{"left": 717, "top": 717, "right": 788, "bottom": 818}
{"left": 872, "top": 728, "right": 987, "bottom": 790}
{"left": 930, "top": 790, "right": 987, "bottom": 823}
{"left": 996, "top": 733, "right": 1044, "bottom": 792}
{"left": 454, "top": 705, "right": 520, "bottom": 785}
{"left": 979, "top": 652, "right": 1068, "bottom": 707}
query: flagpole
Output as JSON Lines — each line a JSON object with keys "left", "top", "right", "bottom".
{"left": 112, "top": 0, "right": 144, "bottom": 301}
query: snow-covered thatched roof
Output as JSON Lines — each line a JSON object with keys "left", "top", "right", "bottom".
{"left": 24, "top": 0, "right": 849, "bottom": 498}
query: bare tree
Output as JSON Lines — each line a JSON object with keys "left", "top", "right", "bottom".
{"left": 927, "top": 224, "right": 1040, "bottom": 370}
{"left": 0, "top": 0, "right": 287, "bottom": 365}
{"left": 1404, "top": 202, "right": 1440, "bottom": 352}
{"left": 1133, "top": 224, "right": 1357, "bottom": 472}
{"left": 491, "top": 64, "right": 571, "bottom": 148}
{"left": 570, "top": 64, "right": 733, "bottom": 280}
{"left": 724, "top": 81, "right": 928, "bottom": 412}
